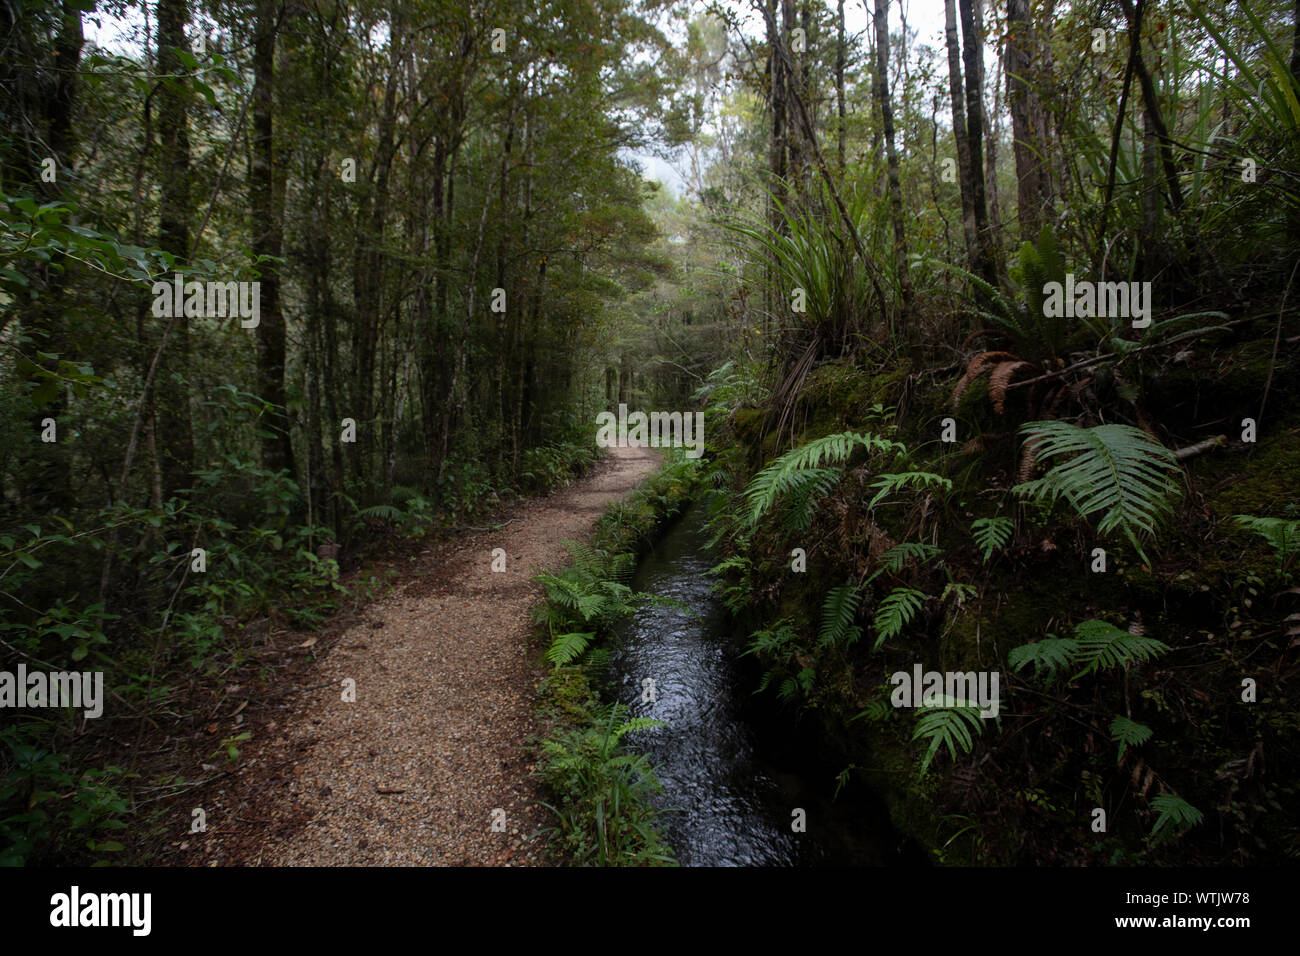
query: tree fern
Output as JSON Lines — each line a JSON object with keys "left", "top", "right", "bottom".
{"left": 1012, "top": 420, "right": 1181, "bottom": 563}
{"left": 818, "top": 585, "right": 863, "bottom": 647}
{"left": 743, "top": 431, "right": 903, "bottom": 528}
{"left": 970, "top": 516, "right": 1014, "bottom": 562}
{"left": 873, "top": 587, "right": 925, "bottom": 648}
{"left": 913, "top": 703, "right": 985, "bottom": 775}
{"left": 1110, "top": 715, "right": 1153, "bottom": 763}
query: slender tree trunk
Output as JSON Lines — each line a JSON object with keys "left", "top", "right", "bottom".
{"left": 872, "top": 0, "right": 912, "bottom": 315}
{"left": 836, "top": 0, "right": 846, "bottom": 175}
{"left": 1006, "top": 0, "right": 1048, "bottom": 241}
{"left": 958, "top": 0, "right": 996, "bottom": 285}
{"left": 944, "top": 0, "right": 979, "bottom": 265}
{"left": 252, "top": 0, "right": 294, "bottom": 480}
{"left": 156, "top": 0, "right": 194, "bottom": 496}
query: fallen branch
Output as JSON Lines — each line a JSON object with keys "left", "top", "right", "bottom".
{"left": 1173, "top": 435, "right": 1226, "bottom": 460}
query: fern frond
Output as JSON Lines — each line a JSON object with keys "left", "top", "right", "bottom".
{"left": 1070, "top": 618, "right": 1170, "bottom": 680}
{"left": 1234, "top": 514, "right": 1300, "bottom": 571}
{"left": 743, "top": 431, "right": 903, "bottom": 528}
{"left": 546, "top": 631, "right": 594, "bottom": 667}
{"left": 970, "top": 516, "right": 1014, "bottom": 562}
{"left": 873, "top": 587, "right": 925, "bottom": 648}
{"left": 1110, "top": 715, "right": 1154, "bottom": 763}
{"left": 913, "top": 704, "right": 985, "bottom": 775}
{"left": 1150, "top": 794, "right": 1204, "bottom": 840}
{"left": 867, "top": 470, "right": 952, "bottom": 509}
{"left": 865, "top": 543, "right": 943, "bottom": 586}
{"left": 1007, "top": 636, "right": 1079, "bottom": 681}
{"left": 818, "top": 585, "right": 863, "bottom": 647}
{"left": 1012, "top": 421, "right": 1181, "bottom": 562}
{"left": 357, "top": 504, "right": 405, "bottom": 522}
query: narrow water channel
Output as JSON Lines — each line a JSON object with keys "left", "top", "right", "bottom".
{"left": 606, "top": 501, "right": 894, "bottom": 866}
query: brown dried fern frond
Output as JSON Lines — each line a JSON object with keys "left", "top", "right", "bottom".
{"left": 988, "top": 360, "right": 1036, "bottom": 414}
{"left": 952, "top": 350, "right": 1018, "bottom": 409}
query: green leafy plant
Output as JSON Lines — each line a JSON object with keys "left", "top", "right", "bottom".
{"left": 1234, "top": 514, "right": 1300, "bottom": 576}
{"left": 970, "top": 516, "right": 1014, "bottom": 562}
{"left": 1013, "top": 421, "right": 1182, "bottom": 563}
{"left": 1009, "top": 619, "right": 1171, "bottom": 683}
{"left": 1110, "top": 715, "right": 1154, "bottom": 763}
{"left": 536, "top": 704, "right": 675, "bottom": 866}
{"left": 913, "top": 701, "right": 986, "bottom": 775}
{"left": 818, "top": 585, "right": 863, "bottom": 648}
{"left": 1150, "top": 793, "right": 1205, "bottom": 842}
{"left": 742, "top": 430, "right": 903, "bottom": 529}
{"left": 872, "top": 587, "right": 925, "bottom": 649}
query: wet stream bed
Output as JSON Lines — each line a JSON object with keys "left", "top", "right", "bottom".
{"left": 604, "top": 501, "right": 910, "bottom": 866}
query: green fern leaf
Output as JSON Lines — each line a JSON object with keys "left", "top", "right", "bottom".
{"left": 971, "top": 516, "right": 1014, "bottom": 562}
{"left": 818, "top": 585, "right": 863, "bottom": 647}
{"left": 545, "top": 632, "right": 594, "bottom": 668}
{"left": 913, "top": 704, "right": 985, "bottom": 775}
{"left": 1070, "top": 619, "right": 1170, "bottom": 680}
{"left": 743, "top": 431, "right": 904, "bottom": 528}
{"left": 1110, "top": 715, "right": 1154, "bottom": 763}
{"left": 1012, "top": 420, "right": 1181, "bottom": 562}
{"left": 1008, "top": 636, "right": 1079, "bottom": 681}
{"left": 870, "top": 542, "right": 942, "bottom": 580}
{"left": 1150, "top": 794, "right": 1204, "bottom": 840}
{"left": 867, "top": 470, "right": 952, "bottom": 509}
{"left": 873, "top": 587, "right": 925, "bottom": 648}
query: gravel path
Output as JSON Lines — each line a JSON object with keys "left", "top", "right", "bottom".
{"left": 207, "top": 445, "right": 660, "bottom": 866}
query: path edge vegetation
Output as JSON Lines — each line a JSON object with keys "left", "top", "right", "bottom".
{"left": 530, "top": 450, "right": 701, "bottom": 867}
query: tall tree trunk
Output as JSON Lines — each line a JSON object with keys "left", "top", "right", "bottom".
{"left": 836, "top": 0, "right": 846, "bottom": 175}
{"left": 944, "top": 0, "right": 979, "bottom": 265}
{"left": 1290, "top": 0, "right": 1300, "bottom": 245}
{"left": 1006, "top": 0, "right": 1049, "bottom": 241}
{"left": 156, "top": 0, "right": 194, "bottom": 496}
{"left": 958, "top": 0, "right": 996, "bottom": 285}
{"left": 252, "top": 0, "right": 294, "bottom": 479}
{"left": 872, "top": 0, "right": 912, "bottom": 315}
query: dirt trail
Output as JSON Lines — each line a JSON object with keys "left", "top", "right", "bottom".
{"left": 203, "top": 445, "right": 659, "bottom": 866}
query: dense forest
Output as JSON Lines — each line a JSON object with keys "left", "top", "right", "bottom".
{"left": 1, "top": 0, "right": 1296, "bottom": 875}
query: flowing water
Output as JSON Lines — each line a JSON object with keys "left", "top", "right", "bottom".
{"left": 606, "top": 502, "right": 895, "bottom": 866}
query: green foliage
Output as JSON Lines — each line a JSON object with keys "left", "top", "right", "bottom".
{"left": 1009, "top": 619, "right": 1171, "bottom": 683}
{"left": 913, "top": 702, "right": 986, "bottom": 775}
{"left": 1070, "top": 620, "right": 1171, "bottom": 680}
{"left": 872, "top": 587, "right": 926, "bottom": 649}
{"left": 533, "top": 550, "right": 643, "bottom": 669}
{"left": 1013, "top": 421, "right": 1181, "bottom": 562}
{"left": 970, "top": 516, "right": 1014, "bottom": 562}
{"left": 1110, "top": 715, "right": 1154, "bottom": 763}
{"left": 545, "top": 632, "right": 595, "bottom": 668}
{"left": 1234, "top": 514, "right": 1300, "bottom": 576}
{"left": 869, "top": 542, "right": 943, "bottom": 580}
{"left": 1007, "top": 636, "right": 1079, "bottom": 682}
{"left": 0, "top": 726, "right": 131, "bottom": 866}
{"left": 818, "top": 585, "right": 863, "bottom": 648}
{"left": 1149, "top": 794, "right": 1205, "bottom": 842}
{"left": 537, "top": 703, "right": 675, "bottom": 866}
{"left": 742, "top": 430, "right": 903, "bottom": 529}
{"left": 867, "top": 470, "right": 952, "bottom": 509}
